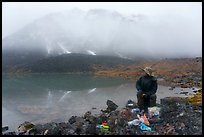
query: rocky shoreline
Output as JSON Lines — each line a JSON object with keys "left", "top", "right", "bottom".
{"left": 2, "top": 92, "right": 202, "bottom": 135}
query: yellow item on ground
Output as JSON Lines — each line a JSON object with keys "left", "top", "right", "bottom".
{"left": 187, "top": 91, "right": 202, "bottom": 106}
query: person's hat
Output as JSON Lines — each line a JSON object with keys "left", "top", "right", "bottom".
{"left": 143, "top": 67, "right": 154, "bottom": 76}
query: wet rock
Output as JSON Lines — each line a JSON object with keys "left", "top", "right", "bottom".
{"left": 12, "top": 96, "right": 202, "bottom": 135}
{"left": 56, "top": 122, "right": 75, "bottom": 135}
{"left": 3, "top": 131, "right": 16, "bottom": 135}
{"left": 159, "top": 97, "right": 202, "bottom": 135}
{"left": 28, "top": 124, "right": 43, "bottom": 135}
{"left": 88, "top": 116, "right": 97, "bottom": 124}
{"left": 119, "top": 108, "right": 135, "bottom": 121}
{"left": 169, "top": 86, "right": 175, "bottom": 90}
{"left": 85, "top": 123, "right": 96, "bottom": 135}
{"left": 160, "top": 97, "right": 187, "bottom": 106}
{"left": 97, "top": 113, "right": 109, "bottom": 124}
{"left": 116, "top": 117, "right": 126, "bottom": 127}
{"left": 57, "top": 122, "right": 76, "bottom": 135}
{"left": 84, "top": 111, "right": 91, "bottom": 118}
{"left": 18, "top": 121, "right": 35, "bottom": 134}
{"left": 29, "top": 122, "right": 62, "bottom": 135}
{"left": 159, "top": 123, "right": 178, "bottom": 135}
{"left": 42, "top": 122, "right": 61, "bottom": 135}
{"left": 160, "top": 97, "right": 186, "bottom": 121}
{"left": 106, "top": 100, "right": 118, "bottom": 112}
{"left": 179, "top": 91, "right": 189, "bottom": 95}
{"left": 180, "top": 85, "right": 189, "bottom": 88}
{"left": 76, "top": 116, "right": 85, "bottom": 125}
{"left": 70, "top": 116, "right": 86, "bottom": 135}
{"left": 107, "top": 111, "right": 119, "bottom": 133}
{"left": 2, "top": 125, "right": 9, "bottom": 132}
{"left": 68, "top": 116, "right": 77, "bottom": 124}
{"left": 193, "top": 90, "right": 197, "bottom": 93}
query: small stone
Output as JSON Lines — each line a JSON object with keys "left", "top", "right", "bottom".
{"left": 43, "top": 129, "right": 49, "bottom": 135}
{"left": 180, "top": 123, "right": 185, "bottom": 128}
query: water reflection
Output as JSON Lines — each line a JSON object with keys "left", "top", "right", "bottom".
{"left": 58, "top": 91, "right": 72, "bottom": 102}
{"left": 2, "top": 73, "right": 128, "bottom": 131}
{"left": 46, "top": 90, "right": 53, "bottom": 108}
{"left": 88, "top": 88, "right": 97, "bottom": 94}
{"left": 2, "top": 73, "right": 200, "bottom": 132}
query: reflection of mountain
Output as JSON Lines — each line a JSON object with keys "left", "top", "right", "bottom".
{"left": 2, "top": 73, "right": 128, "bottom": 94}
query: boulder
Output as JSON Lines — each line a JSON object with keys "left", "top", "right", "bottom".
{"left": 18, "top": 121, "right": 35, "bottom": 134}
{"left": 106, "top": 100, "right": 118, "bottom": 112}
{"left": 68, "top": 116, "right": 77, "bottom": 124}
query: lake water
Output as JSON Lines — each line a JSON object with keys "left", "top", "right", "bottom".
{"left": 2, "top": 73, "right": 198, "bottom": 131}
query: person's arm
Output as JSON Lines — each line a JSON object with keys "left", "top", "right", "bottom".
{"left": 136, "top": 77, "right": 142, "bottom": 92}
{"left": 151, "top": 79, "right": 158, "bottom": 94}
{"left": 146, "top": 78, "right": 158, "bottom": 96}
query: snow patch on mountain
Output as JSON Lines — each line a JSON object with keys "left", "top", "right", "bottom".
{"left": 115, "top": 52, "right": 132, "bottom": 60}
{"left": 87, "top": 50, "right": 96, "bottom": 55}
{"left": 57, "top": 42, "right": 71, "bottom": 54}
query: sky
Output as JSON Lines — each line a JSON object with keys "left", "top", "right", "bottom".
{"left": 2, "top": 2, "right": 202, "bottom": 58}
{"left": 2, "top": 2, "right": 202, "bottom": 38}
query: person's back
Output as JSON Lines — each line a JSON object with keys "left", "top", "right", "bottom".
{"left": 136, "top": 67, "right": 158, "bottom": 113}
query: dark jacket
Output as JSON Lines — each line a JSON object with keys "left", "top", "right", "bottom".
{"left": 136, "top": 75, "right": 158, "bottom": 96}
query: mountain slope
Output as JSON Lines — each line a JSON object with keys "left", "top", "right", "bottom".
{"left": 2, "top": 8, "right": 146, "bottom": 59}
{"left": 4, "top": 53, "right": 141, "bottom": 73}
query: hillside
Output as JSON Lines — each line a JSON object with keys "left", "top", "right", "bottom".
{"left": 3, "top": 53, "right": 142, "bottom": 73}
{"left": 94, "top": 57, "right": 202, "bottom": 87}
